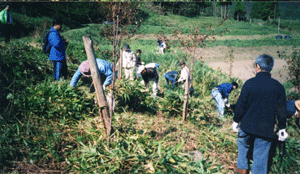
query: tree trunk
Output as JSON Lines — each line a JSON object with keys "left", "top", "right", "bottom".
{"left": 182, "top": 77, "right": 189, "bottom": 122}
{"left": 118, "top": 49, "right": 122, "bottom": 79}
{"left": 82, "top": 36, "right": 111, "bottom": 141}
{"left": 220, "top": 6, "right": 223, "bottom": 19}
{"left": 224, "top": 5, "right": 227, "bottom": 18}
{"left": 274, "top": 4, "right": 276, "bottom": 20}
{"left": 237, "top": 13, "right": 239, "bottom": 22}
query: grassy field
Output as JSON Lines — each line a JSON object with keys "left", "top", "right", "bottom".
{"left": 1, "top": 10, "right": 300, "bottom": 173}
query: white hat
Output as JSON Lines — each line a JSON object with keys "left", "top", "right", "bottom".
{"left": 137, "top": 65, "right": 146, "bottom": 74}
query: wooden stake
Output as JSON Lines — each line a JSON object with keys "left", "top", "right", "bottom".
{"left": 118, "top": 49, "right": 122, "bottom": 79}
{"left": 82, "top": 36, "right": 111, "bottom": 140}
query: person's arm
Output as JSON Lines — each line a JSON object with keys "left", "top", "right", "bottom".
{"left": 233, "top": 81, "right": 249, "bottom": 123}
{"left": 49, "top": 31, "right": 65, "bottom": 49}
{"left": 277, "top": 86, "right": 287, "bottom": 130}
{"left": 70, "top": 68, "right": 82, "bottom": 87}
{"left": 178, "top": 69, "right": 187, "bottom": 82}
{"left": 103, "top": 66, "right": 113, "bottom": 86}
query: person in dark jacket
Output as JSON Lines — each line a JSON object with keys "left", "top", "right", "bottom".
{"left": 231, "top": 54, "right": 288, "bottom": 174}
{"left": 211, "top": 82, "right": 238, "bottom": 117}
{"left": 0, "top": 4, "right": 13, "bottom": 43}
{"left": 137, "top": 65, "right": 159, "bottom": 96}
{"left": 135, "top": 49, "right": 142, "bottom": 78}
{"left": 48, "top": 18, "right": 68, "bottom": 81}
{"left": 286, "top": 100, "right": 300, "bottom": 118}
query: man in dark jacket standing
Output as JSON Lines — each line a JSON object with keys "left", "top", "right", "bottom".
{"left": 48, "top": 18, "right": 68, "bottom": 81}
{"left": 232, "top": 54, "right": 288, "bottom": 174}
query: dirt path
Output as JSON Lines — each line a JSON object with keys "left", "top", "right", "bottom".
{"left": 132, "top": 34, "right": 280, "bottom": 41}
{"left": 208, "top": 59, "right": 289, "bottom": 83}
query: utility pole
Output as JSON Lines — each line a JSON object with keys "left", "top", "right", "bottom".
{"left": 82, "top": 35, "right": 111, "bottom": 143}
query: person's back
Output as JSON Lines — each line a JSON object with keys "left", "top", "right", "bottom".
{"left": 236, "top": 72, "right": 286, "bottom": 138}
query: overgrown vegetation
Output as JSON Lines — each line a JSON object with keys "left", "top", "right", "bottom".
{"left": 1, "top": 6, "right": 300, "bottom": 173}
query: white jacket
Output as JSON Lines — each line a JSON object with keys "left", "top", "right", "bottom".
{"left": 122, "top": 50, "right": 135, "bottom": 68}
{"left": 178, "top": 66, "right": 190, "bottom": 82}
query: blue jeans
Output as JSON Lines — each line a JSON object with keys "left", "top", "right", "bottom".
{"left": 53, "top": 60, "right": 68, "bottom": 81}
{"left": 237, "top": 128, "right": 272, "bottom": 174}
{"left": 211, "top": 89, "right": 224, "bottom": 116}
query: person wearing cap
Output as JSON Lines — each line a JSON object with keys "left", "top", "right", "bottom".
{"left": 164, "top": 71, "right": 178, "bottom": 86}
{"left": 0, "top": 4, "right": 13, "bottom": 43}
{"left": 286, "top": 100, "right": 300, "bottom": 118}
{"left": 177, "top": 61, "right": 195, "bottom": 95}
{"left": 231, "top": 54, "right": 288, "bottom": 174}
{"left": 135, "top": 49, "right": 142, "bottom": 78}
{"left": 211, "top": 82, "right": 239, "bottom": 117}
{"left": 69, "top": 58, "right": 113, "bottom": 91}
{"left": 137, "top": 65, "right": 159, "bottom": 96}
{"left": 48, "top": 18, "right": 68, "bottom": 81}
{"left": 122, "top": 44, "right": 136, "bottom": 80}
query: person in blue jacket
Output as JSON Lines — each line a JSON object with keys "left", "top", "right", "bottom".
{"left": 164, "top": 71, "right": 178, "bottom": 86}
{"left": 48, "top": 18, "right": 68, "bottom": 81}
{"left": 286, "top": 100, "right": 300, "bottom": 118}
{"left": 70, "top": 59, "right": 113, "bottom": 91}
{"left": 211, "top": 82, "right": 238, "bottom": 117}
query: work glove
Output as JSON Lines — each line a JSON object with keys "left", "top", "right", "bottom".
{"left": 102, "top": 84, "right": 106, "bottom": 91}
{"left": 224, "top": 98, "right": 228, "bottom": 104}
{"left": 231, "top": 122, "right": 239, "bottom": 132}
{"left": 226, "top": 103, "right": 230, "bottom": 108}
{"left": 278, "top": 129, "right": 288, "bottom": 141}
{"left": 146, "top": 88, "right": 149, "bottom": 92}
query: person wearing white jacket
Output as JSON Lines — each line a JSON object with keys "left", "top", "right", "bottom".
{"left": 122, "top": 44, "right": 136, "bottom": 80}
{"left": 177, "top": 61, "right": 190, "bottom": 88}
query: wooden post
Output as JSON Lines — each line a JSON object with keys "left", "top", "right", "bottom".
{"left": 82, "top": 36, "right": 111, "bottom": 140}
{"left": 182, "top": 77, "right": 189, "bottom": 122}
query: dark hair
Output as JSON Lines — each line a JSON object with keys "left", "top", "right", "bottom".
{"left": 137, "top": 49, "right": 142, "bottom": 54}
{"left": 232, "top": 82, "right": 238, "bottom": 89}
{"left": 52, "top": 18, "right": 63, "bottom": 26}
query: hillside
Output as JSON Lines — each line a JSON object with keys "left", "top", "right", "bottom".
{"left": 1, "top": 6, "right": 300, "bottom": 173}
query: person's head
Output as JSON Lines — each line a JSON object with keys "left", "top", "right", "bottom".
{"left": 79, "top": 61, "right": 91, "bottom": 77}
{"left": 296, "top": 100, "right": 300, "bottom": 112}
{"left": 136, "top": 49, "right": 142, "bottom": 56}
{"left": 123, "top": 44, "right": 130, "bottom": 51}
{"left": 5, "top": 4, "right": 10, "bottom": 12}
{"left": 179, "top": 61, "right": 185, "bottom": 69}
{"left": 232, "top": 82, "right": 239, "bottom": 90}
{"left": 52, "top": 18, "right": 63, "bottom": 31}
{"left": 255, "top": 54, "right": 274, "bottom": 73}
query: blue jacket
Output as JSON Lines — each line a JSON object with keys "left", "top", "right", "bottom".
{"left": 48, "top": 27, "right": 66, "bottom": 61}
{"left": 234, "top": 72, "right": 287, "bottom": 139}
{"left": 286, "top": 100, "right": 296, "bottom": 118}
{"left": 216, "top": 83, "right": 234, "bottom": 99}
{"left": 70, "top": 59, "right": 113, "bottom": 87}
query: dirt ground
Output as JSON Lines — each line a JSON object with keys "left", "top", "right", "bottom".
{"left": 207, "top": 59, "right": 289, "bottom": 83}
{"left": 195, "top": 46, "right": 292, "bottom": 82}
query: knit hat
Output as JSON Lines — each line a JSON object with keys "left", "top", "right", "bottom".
{"left": 296, "top": 100, "right": 300, "bottom": 111}
{"left": 137, "top": 65, "right": 146, "bottom": 74}
{"left": 79, "top": 61, "right": 91, "bottom": 77}
{"left": 179, "top": 61, "right": 185, "bottom": 66}
{"left": 255, "top": 54, "right": 274, "bottom": 72}
{"left": 124, "top": 44, "right": 130, "bottom": 51}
